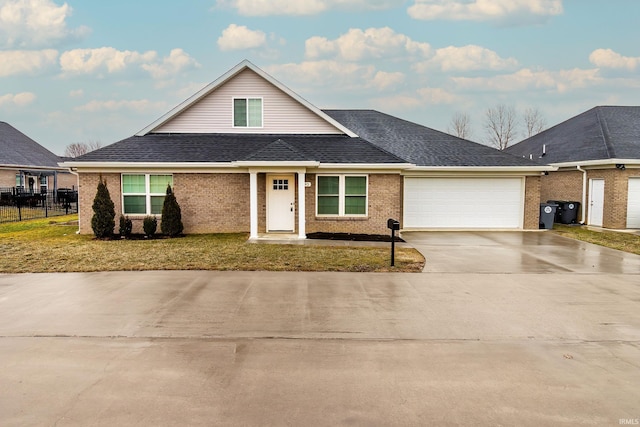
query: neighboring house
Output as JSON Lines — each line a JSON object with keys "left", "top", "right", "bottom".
{"left": 63, "top": 60, "right": 549, "bottom": 237}
{"left": 507, "top": 106, "right": 640, "bottom": 229}
{"left": 0, "top": 122, "right": 76, "bottom": 192}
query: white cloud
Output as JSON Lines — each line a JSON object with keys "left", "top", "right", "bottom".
{"left": 305, "top": 27, "right": 431, "bottom": 61}
{"left": 74, "top": 99, "right": 167, "bottom": 113}
{"left": 452, "top": 67, "right": 601, "bottom": 93}
{"left": 0, "top": 92, "right": 36, "bottom": 107}
{"left": 408, "top": 0, "right": 563, "bottom": 24}
{"left": 59, "top": 47, "right": 198, "bottom": 79}
{"left": 141, "top": 48, "right": 200, "bottom": 79}
{"left": 589, "top": 48, "right": 640, "bottom": 71}
{"left": 266, "top": 60, "right": 376, "bottom": 90}
{"left": 415, "top": 45, "right": 518, "bottom": 72}
{"left": 60, "top": 47, "right": 157, "bottom": 75}
{"left": 69, "top": 89, "right": 83, "bottom": 97}
{"left": 216, "top": 0, "right": 403, "bottom": 16}
{"left": 0, "top": 49, "right": 58, "bottom": 77}
{"left": 417, "top": 87, "right": 458, "bottom": 104}
{"left": 217, "top": 24, "right": 267, "bottom": 51}
{"left": 369, "top": 71, "right": 405, "bottom": 90}
{"left": 0, "top": 0, "right": 90, "bottom": 48}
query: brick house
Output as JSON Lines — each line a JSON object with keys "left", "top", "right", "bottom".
{"left": 507, "top": 106, "right": 640, "bottom": 229}
{"left": 0, "top": 122, "right": 77, "bottom": 192}
{"left": 63, "top": 60, "right": 548, "bottom": 237}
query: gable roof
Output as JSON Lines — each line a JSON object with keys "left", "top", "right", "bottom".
{"left": 506, "top": 106, "right": 640, "bottom": 164}
{"left": 0, "top": 122, "right": 63, "bottom": 169}
{"left": 71, "top": 133, "right": 408, "bottom": 165}
{"left": 325, "top": 110, "right": 545, "bottom": 168}
{"left": 137, "top": 60, "right": 357, "bottom": 137}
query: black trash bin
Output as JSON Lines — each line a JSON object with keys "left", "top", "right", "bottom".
{"left": 546, "top": 200, "right": 564, "bottom": 223}
{"left": 539, "top": 203, "right": 558, "bottom": 229}
{"left": 559, "top": 201, "right": 580, "bottom": 224}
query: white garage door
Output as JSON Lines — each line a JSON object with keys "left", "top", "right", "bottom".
{"left": 404, "top": 177, "right": 524, "bottom": 229}
{"left": 627, "top": 177, "right": 640, "bottom": 228}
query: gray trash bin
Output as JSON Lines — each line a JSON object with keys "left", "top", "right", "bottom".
{"left": 539, "top": 203, "right": 558, "bottom": 229}
{"left": 559, "top": 201, "right": 580, "bottom": 224}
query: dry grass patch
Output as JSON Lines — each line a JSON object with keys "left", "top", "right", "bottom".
{"left": 553, "top": 224, "right": 640, "bottom": 255}
{"left": 0, "top": 215, "right": 424, "bottom": 273}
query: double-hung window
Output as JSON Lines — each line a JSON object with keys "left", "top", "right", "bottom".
{"left": 316, "top": 175, "right": 367, "bottom": 216}
{"left": 233, "top": 98, "right": 262, "bottom": 127}
{"left": 122, "top": 174, "right": 173, "bottom": 215}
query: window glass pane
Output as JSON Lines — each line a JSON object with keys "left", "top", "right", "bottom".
{"left": 151, "top": 196, "right": 165, "bottom": 214}
{"left": 234, "top": 99, "right": 247, "bottom": 127}
{"left": 318, "top": 196, "right": 339, "bottom": 215}
{"left": 345, "top": 176, "right": 366, "bottom": 195}
{"left": 123, "top": 175, "right": 145, "bottom": 193}
{"left": 345, "top": 196, "right": 366, "bottom": 215}
{"left": 248, "top": 98, "right": 262, "bottom": 127}
{"left": 123, "top": 195, "right": 146, "bottom": 214}
{"left": 318, "top": 176, "right": 339, "bottom": 195}
{"left": 149, "top": 175, "right": 172, "bottom": 194}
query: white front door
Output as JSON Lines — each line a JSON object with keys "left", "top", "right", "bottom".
{"left": 589, "top": 178, "right": 605, "bottom": 227}
{"left": 627, "top": 177, "right": 640, "bottom": 228}
{"left": 267, "top": 174, "right": 295, "bottom": 232}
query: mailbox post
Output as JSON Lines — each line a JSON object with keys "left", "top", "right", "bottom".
{"left": 387, "top": 218, "right": 400, "bottom": 266}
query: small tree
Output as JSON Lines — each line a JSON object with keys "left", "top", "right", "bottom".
{"left": 160, "top": 184, "right": 184, "bottom": 237}
{"left": 484, "top": 104, "right": 519, "bottom": 150}
{"left": 119, "top": 215, "right": 133, "bottom": 238}
{"left": 523, "top": 107, "right": 547, "bottom": 138}
{"left": 143, "top": 216, "right": 157, "bottom": 238}
{"left": 91, "top": 177, "right": 115, "bottom": 238}
{"left": 448, "top": 111, "right": 473, "bottom": 139}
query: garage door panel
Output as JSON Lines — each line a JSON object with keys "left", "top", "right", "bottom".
{"left": 627, "top": 178, "right": 640, "bottom": 229}
{"left": 404, "top": 177, "right": 523, "bottom": 229}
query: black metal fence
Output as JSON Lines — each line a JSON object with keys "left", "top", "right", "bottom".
{"left": 0, "top": 187, "right": 78, "bottom": 223}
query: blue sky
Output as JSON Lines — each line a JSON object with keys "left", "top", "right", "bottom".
{"left": 1, "top": 0, "right": 639, "bottom": 155}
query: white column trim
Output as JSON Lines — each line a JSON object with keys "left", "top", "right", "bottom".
{"left": 249, "top": 171, "right": 258, "bottom": 239}
{"left": 298, "top": 171, "right": 306, "bottom": 239}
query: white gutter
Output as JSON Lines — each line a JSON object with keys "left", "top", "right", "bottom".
{"left": 577, "top": 165, "right": 587, "bottom": 224}
{"left": 59, "top": 161, "right": 237, "bottom": 170}
{"left": 552, "top": 158, "right": 640, "bottom": 168}
{"left": 403, "top": 165, "right": 555, "bottom": 173}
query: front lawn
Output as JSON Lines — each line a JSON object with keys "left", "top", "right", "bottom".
{"left": 553, "top": 224, "right": 640, "bottom": 255}
{"left": 0, "top": 216, "right": 425, "bottom": 273}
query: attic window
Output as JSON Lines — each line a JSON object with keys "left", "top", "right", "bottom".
{"left": 233, "top": 98, "right": 262, "bottom": 127}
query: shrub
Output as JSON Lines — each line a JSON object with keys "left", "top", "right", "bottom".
{"left": 119, "top": 215, "right": 133, "bottom": 238}
{"left": 160, "top": 184, "right": 184, "bottom": 237}
{"left": 91, "top": 177, "right": 115, "bottom": 238}
{"left": 143, "top": 216, "right": 157, "bottom": 238}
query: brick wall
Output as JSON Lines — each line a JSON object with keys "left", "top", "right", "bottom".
{"left": 305, "top": 173, "right": 402, "bottom": 235}
{"left": 539, "top": 168, "right": 640, "bottom": 228}
{"left": 0, "top": 169, "right": 77, "bottom": 189}
{"left": 78, "top": 172, "right": 250, "bottom": 234}
{"left": 523, "top": 175, "right": 541, "bottom": 229}
{"left": 175, "top": 173, "right": 250, "bottom": 233}
{"left": 78, "top": 173, "right": 121, "bottom": 234}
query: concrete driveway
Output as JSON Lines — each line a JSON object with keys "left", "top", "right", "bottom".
{"left": 0, "top": 233, "right": 639, "bottom": 426}
{"left": 402, "top": 230, "right": 640, "bottom": 273}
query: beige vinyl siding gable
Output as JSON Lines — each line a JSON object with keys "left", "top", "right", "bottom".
{"left": 154, "top": 69, "right": 343, "bottom": 134}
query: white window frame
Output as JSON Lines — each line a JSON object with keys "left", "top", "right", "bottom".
{"left": 232, "top": 97, "right": 263, "bottom": 128}
{"left": 121, "top": 174, "right": 173, "bottom": 216}
{"left": 315, "top": 174, "right": 368, "bottom": 217}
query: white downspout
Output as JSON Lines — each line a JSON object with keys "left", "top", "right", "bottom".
{"left": 577, "top": 165, "right": 587, "bottom": 224}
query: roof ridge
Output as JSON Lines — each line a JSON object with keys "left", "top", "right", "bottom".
{"left": 595, "top": 107, "right": 616, "bottom": 158}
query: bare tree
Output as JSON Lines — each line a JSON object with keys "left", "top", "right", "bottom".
{"left": 523, "top": 107, "right": 547, "bottom": 138}
{"left": 448, "top": 111, "right": 472, "bottom": 139}
{"left": 64, "top": 141, "right": 102, "bottom": 158}
{"left": 484, "top": 104, "right": 519, "bottom": 150}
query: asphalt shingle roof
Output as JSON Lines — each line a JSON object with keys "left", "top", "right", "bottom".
{"left": 74, "top": 133, "right": 407, "bottom": 164}
{"left": 506, "top": 106, "right": 640, "bottom": 163}
{"left": 324, "top": 110, "right": 543, "bottom": 167}
{"left": 0, "top": 122, "right": 63, "bottom": 168}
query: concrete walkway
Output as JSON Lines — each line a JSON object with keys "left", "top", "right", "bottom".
{"left": 1, "top": 233, "right": 639, "bottom": 426}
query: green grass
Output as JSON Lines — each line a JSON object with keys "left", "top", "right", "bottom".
{"left": 0, "top": 215, "right": 425, "bottom": 273}
{"left": 553, "top": 224, "right": 640, "bottom": 255}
